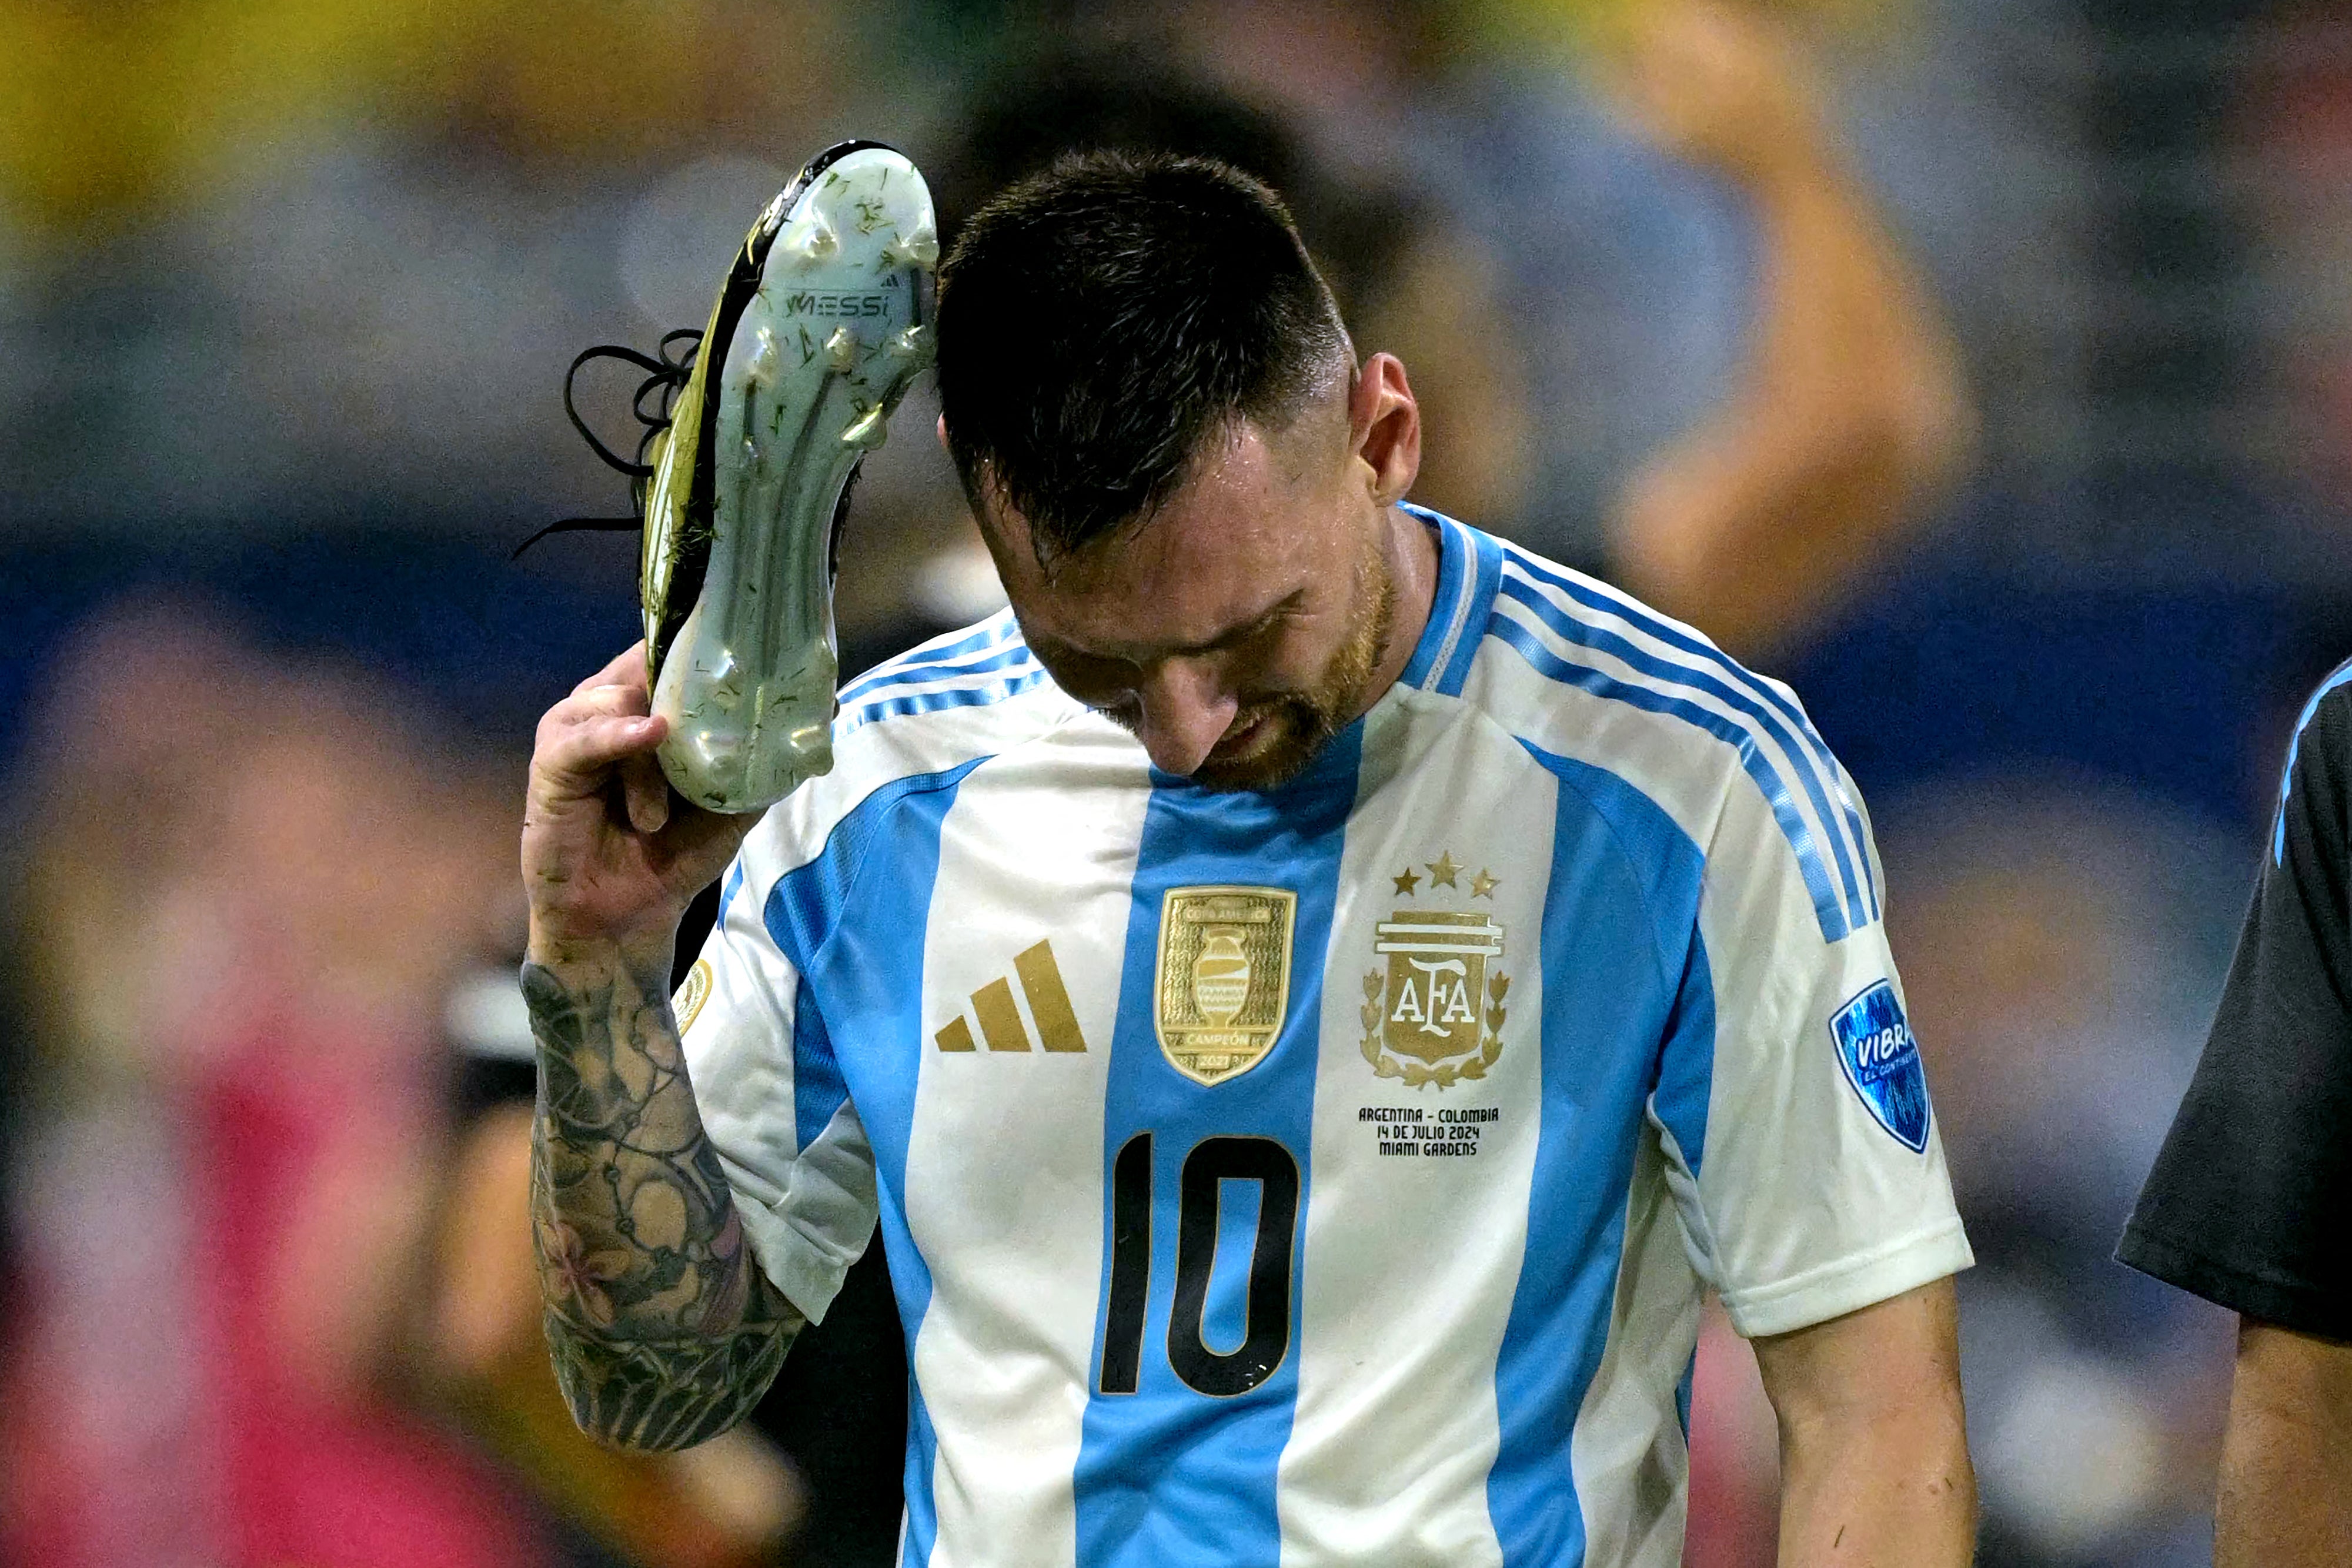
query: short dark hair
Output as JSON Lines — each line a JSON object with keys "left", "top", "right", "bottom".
{"left": 933, "top": 151, "right": 1352, "bottom": 561}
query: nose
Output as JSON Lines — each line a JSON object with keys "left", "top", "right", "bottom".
{"left": 1130, "top": 658, "right": 1239, "bottom": 777}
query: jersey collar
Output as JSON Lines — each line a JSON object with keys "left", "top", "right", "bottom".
{"left": 1396, "top": 503, "right": 1476, "bottom": 693}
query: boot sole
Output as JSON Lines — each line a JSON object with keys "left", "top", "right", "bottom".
{"left": 645, "top": 142, "right": 937, "bottom": 813}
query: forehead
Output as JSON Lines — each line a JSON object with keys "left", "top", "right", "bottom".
{"left": 994, "top": 421, "right": 1341, "bottom": 655}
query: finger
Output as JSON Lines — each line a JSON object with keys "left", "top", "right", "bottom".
{"left": 649, "top": 796, "right": 766, "bottom": 898}
{"left": 571, "top": 640, "right": 650, "bottom": 699}
{"left": 620, "top": 750, "right": 671, "bottom": 834}
{"left": 535, "top": 710, "right": 666, "bottom": 797}
{"left": 536, "top": 684, "right": 651, "bottom": 758}
{"left": 554, "top": 680, "right": 653, "bottom": 727}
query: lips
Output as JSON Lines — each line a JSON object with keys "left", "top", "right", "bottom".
{"left": 1211, "top": 708, "right": 1281, "bottom": 760}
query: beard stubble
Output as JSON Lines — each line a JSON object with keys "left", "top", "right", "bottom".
{"left": 1189, "top": 542, "right": 1399, "bottom": 793}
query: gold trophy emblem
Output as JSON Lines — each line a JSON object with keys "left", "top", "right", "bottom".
{"left": 1155, "top": 886, "right": 1296, "bottom": 1085}
{"left": 1192, "top": 928, "right": 1252, "bottom": 1024}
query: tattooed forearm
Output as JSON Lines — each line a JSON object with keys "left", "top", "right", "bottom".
{"left": 523, "top": 955, "right": 802, "bottom": 1451}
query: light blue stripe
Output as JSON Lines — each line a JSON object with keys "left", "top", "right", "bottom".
{"left": 836, "top": 618, "right": 1017, "bottom": 703}
{"left": 1649, "top": 928, "right": 1716, "bottom": 1182}
{"left": 1494, "top": 573, "right": 1869, "bottom": 934}
{"left": 1396, "top": 504, "right": 1470, "bottom": 691}
{"left": 1486, "top": 615, "right": 1852, "bottom": 942}
{"left": 1491, "top": 746, "right": 1711, "bottom": 1565}
{"left": 1524, "top": 753, "right": 1719, "bottom": 1181}
{"left": 1070, "top": 730, "right": 1359, "bottom": 1567}
{"left": 760, "top": 760, "right": 985, "bottom": 1568}
{"left": 838, "top": 643, "right": 1035, "bottom": 708}
{"left": 2275, "top": 660, "right": 2352, "bottom": 865}
{"left": 714, "top": 860, "right": 746, "bottom": 928}
{"left": 838, "top": 668, "right": 1055, "bottom": 736}
{"left": 1500, "top": 545, "right": 1879, "bottom": 923}
{"left": 1436, "top": 522, "right": 1505, "bottom": 698}
{"left": 790, "top": 974, "right": 848, "bottom": 1154}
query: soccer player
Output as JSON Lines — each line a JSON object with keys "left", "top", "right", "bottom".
{"left": 2120, "top": 667, "right": 2352, "bottom": 1566}
{"left": 522, "top": 154, "right": 1976, "bottom": 1563}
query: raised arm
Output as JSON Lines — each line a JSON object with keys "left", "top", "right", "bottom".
{"left": 1751, "top": 1278, "right": 1975, "bottom": 1566}
{"left": 521, "top": 644, "right": 801, "bottom": 1450}
{"left": 1603, "top": 0, "right": 1974, "bottom": 657}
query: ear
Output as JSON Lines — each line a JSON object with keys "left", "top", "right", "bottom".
{"left": 1348, "top": 353, "right": 1422, "bottom": 507}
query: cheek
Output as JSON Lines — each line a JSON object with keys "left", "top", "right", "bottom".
{"left": 1241, "top": 618, "right": 1349, "bottom": 696}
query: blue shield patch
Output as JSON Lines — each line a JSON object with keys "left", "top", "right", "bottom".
{"left": 1830, "top": 981, "right": 1931, "bottom": 1152}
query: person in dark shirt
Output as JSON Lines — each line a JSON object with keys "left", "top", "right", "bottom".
{"left": 2120, "top": 665, "right": 2352, "bottom": 1566}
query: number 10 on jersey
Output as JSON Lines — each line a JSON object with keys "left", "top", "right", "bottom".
{"left": 1097, "top": 1132, "right": 1302, "bottom": 1398}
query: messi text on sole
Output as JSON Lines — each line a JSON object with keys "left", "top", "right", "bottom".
{"left": 652, "top": 145, "right": 936, "bottom": 812}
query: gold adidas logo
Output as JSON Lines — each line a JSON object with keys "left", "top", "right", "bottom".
{"left": 933, "top": 940, "right": 1089, "bottom": 1054}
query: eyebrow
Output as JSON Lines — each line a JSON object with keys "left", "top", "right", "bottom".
{"left": 1033, "top": 589, "right": 1307, "bottom": 664}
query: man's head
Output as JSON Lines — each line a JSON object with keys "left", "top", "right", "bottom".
{"left": 934, "top": 152, "right": 1424, "bottom": 790}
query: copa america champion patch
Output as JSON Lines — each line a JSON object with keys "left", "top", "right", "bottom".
{"left": 1829, "top": 981, "right": 1932, "bottom": 1152}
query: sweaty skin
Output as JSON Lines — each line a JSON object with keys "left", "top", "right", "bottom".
{"left": 971, "top": 353, "right": 1433, "bottom": 790}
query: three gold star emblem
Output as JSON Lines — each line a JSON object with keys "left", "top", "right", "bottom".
{"left": 1391, "top": 852, "right": 1499, "bottom": 900}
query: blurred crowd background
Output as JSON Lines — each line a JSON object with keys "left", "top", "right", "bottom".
{"left": 4, "top": 0, "right": 2350, "bottom": 1564}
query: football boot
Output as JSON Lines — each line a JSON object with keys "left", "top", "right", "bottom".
{"left": 556, "top": 141, "right": 938, "bottom": 813}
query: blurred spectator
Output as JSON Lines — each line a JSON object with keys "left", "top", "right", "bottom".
{"left": 0, "top": 603, "right": 536, "bottom": 1567}
{"left": 0, "top": 602, "right": 801, "bottom": 1567}
{"left": 1142, "top": 0, "right": 1972, "bottom": 656}
{"left": 923, "top": 1, "right": 1970, "bottom": 667}
{"left": 1578, "top": 0, "right": 1973, "bottom": 654}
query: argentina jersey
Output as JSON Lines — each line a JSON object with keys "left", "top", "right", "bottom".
{"left": 679, "top": 505, "right": 1972, "bottom": 1568}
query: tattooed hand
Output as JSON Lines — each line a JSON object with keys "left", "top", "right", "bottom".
{"left": 523, "top": 642, "right": 753, "bottom": 966}
{"left": 521, "top": 646, "right": 796, "bottom": 1449}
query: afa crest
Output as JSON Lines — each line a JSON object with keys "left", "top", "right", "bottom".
{"left": 1155, "top": 886, "right": 1297, "bottom": 1086}
{"left": 1360, "top": 855, "right": 1509, "bottom": 1088}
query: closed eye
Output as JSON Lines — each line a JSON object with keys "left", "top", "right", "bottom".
{"left": 1034, "top": 646, "right": 1144, "bottom": 707}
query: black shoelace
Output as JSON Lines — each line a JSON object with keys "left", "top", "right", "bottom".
{"left": 513, "top": 328, "right": 703, "bottom": 558}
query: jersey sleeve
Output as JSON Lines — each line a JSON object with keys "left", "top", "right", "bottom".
{"left": 678, "top": 860, "right": 879, "bottom": 1323}
{"left": 1651, "top": 774, "right": 1973, "bottom": 1340}
{"left": 2117, "top": 673, "right": 2352, "bottom": 1338}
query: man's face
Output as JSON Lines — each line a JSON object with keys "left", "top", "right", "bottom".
{"left": 973, "top": 370, "right": 1412, "bottom": 791}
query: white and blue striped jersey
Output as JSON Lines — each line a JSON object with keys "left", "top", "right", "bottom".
{"left": 680, "top": 506, "right": 1970, "bottom": 1567}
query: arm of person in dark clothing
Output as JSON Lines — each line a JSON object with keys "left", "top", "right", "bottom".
{"left": 2123, "top": 668, "right": 2352, "bottom": 1560}
{"left": 2215, "top": 1321, "right": 2352, "bottom": 1568}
